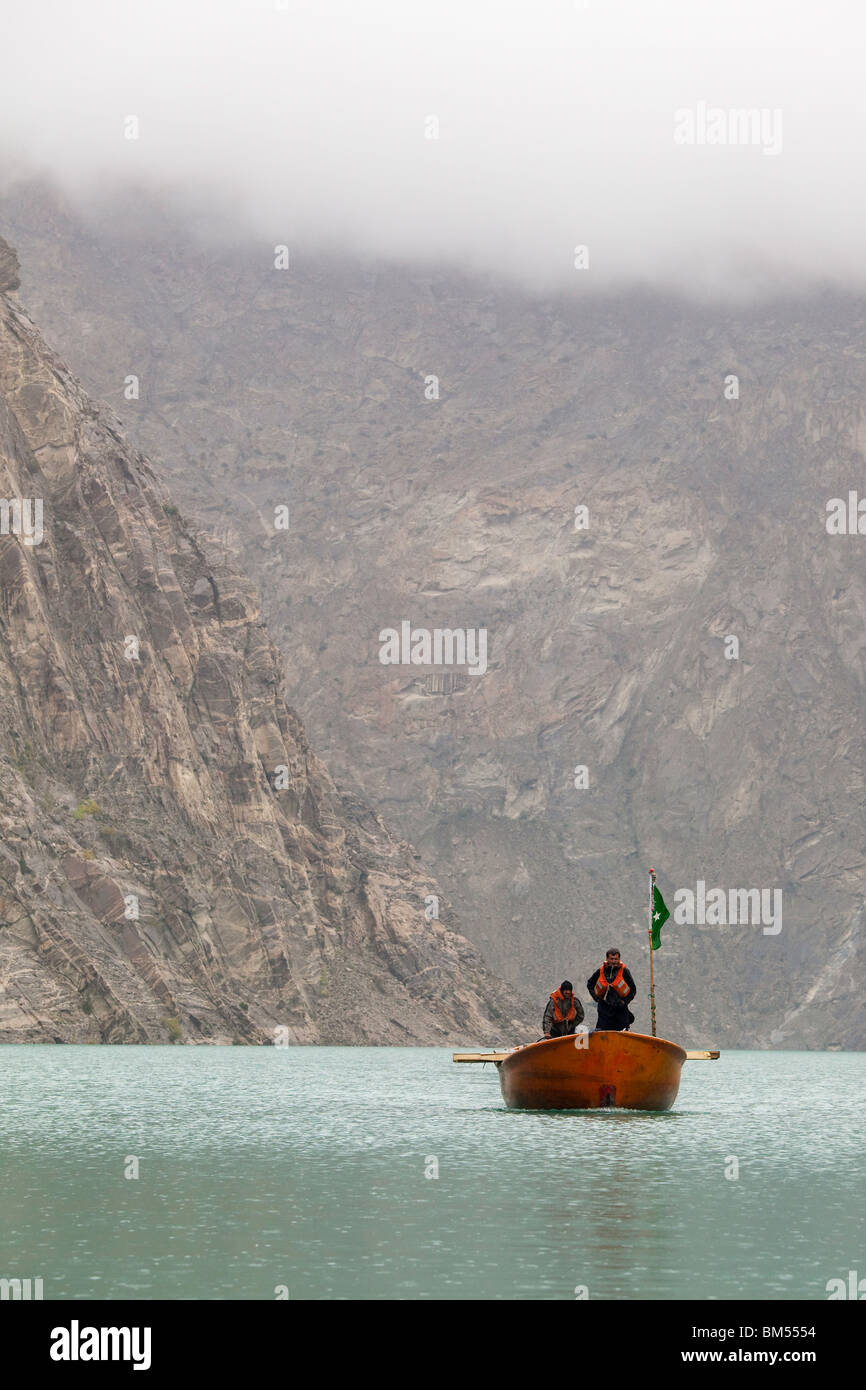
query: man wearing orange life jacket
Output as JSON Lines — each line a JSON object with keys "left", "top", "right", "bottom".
{"left": 586, "top": 949, "right": 637, "bottom": 1032}
{"left": 542, "top": 980, "right": 585, "bottom": 1038}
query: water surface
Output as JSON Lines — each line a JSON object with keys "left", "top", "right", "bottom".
{"left": 0, "top": 1047, "right": 862, "bottom": 1300}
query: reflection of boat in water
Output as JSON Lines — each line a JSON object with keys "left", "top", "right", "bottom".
{"left": 454, "top": 1031, "right": 719, "bottom": 1112}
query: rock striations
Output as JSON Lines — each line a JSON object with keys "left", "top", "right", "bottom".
{"left": 0, "top": 232, "right": 531, "bottom": 1044}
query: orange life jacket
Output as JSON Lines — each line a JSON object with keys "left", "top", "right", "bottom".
{"left": 550, "top": 988, "right": 579, "bottom": 1023}
{"left": 594, "top": 961, "right": 629, "bottom": 999}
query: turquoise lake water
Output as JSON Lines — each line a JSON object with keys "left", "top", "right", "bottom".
{"left": 0, "top": 1046, "right": 863, "bottom": 1300}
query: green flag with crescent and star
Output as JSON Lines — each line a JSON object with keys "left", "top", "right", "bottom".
{"left": 650, "top": 883, "right": 670, "bottom": 950}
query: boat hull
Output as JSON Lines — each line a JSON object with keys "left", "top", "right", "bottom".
{"left": 497, "top": 1030, "right": 687, "bottom": 1111}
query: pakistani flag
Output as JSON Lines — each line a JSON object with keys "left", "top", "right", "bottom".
{"left": 651, "top": 883, "right": 670, "bottom": 951}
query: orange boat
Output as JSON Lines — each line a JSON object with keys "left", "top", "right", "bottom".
{"left": 454, "top": 1031, "right": 717, "bottom": 1111}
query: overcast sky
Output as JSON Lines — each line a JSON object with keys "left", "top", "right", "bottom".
{"left": 3, "top": 0, "right": 866, "bottom": 298}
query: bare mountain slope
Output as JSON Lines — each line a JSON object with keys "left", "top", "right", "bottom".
{"left": 3, "top": 182, "right": 865, "bottom": 1049}
{"left": 0, "top": 231, "right": 531, "bottom": 1044}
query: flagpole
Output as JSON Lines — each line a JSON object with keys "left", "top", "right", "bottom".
{"left": 648, "top": 867, "right": 657, "bottom": 1037}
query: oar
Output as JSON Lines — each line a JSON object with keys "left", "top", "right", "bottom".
{"left": 452, "top": 1052, "right": 510, "bottom": 1063}
{"left": 454, "top": 1048, "right": 720, "bottom": 1063}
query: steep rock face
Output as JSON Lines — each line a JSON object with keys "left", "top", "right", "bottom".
{"left": 3, "top": 184, "right": 865, "bottom": 1049}
{"left": 0, "top": 230, "right": 532, "bottom": 1044}
{"left": 0, "top": 237, "right": 19, "bottom": 293}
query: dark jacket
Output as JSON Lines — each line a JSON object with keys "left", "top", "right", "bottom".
{"left": 586, "top": 965, "right": 637, "bottom": 1032}
{"left": 542, "top": 993, "right": 585, "bottom": 1037}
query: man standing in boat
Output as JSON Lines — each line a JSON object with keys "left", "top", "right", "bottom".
{"left": 542, "top": 980, "right": 585, "bottom": 1038}
{"left": 587, "top": 949, "right": 637, "bottom": 1032}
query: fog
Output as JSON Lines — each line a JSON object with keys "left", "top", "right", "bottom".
{"left": 3, "top": 0, "right": 866, "bottom": 298}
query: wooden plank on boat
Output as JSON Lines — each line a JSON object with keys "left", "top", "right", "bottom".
{"left": 452, "top": 1051, "right": 510, "bottom": 1063}
{"left": 455, "top": 1046, "right": 719, "bottom": 1064}
{"left": 457, "top": 1048, "right": 719, "bottom": 1062}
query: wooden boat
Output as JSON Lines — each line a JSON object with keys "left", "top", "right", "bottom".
{"left": 454, "top": 1031, "right": 719, "bottom": 1112}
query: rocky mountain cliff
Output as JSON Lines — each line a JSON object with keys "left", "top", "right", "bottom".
{"left": 3, "top": 182, "right": 864, "bottom": 1049}
{"left": 0, "top": 227, "right": 532, "bottom": 1044}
